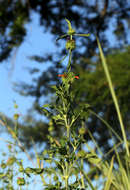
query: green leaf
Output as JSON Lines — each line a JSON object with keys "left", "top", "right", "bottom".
{"left": 41, "top": 108, "right": 52, "bottom": 117}
{"left": 6, "top": 157, "right": 16, "bottom": 166}
{"left": 65, "top": 18, "right": 75, "bottom": 35}
{"left": 42, "top": 104, "right": 50, "bottom": 108}
{"left": 104, "top": 156, "right": 114, "bottom": 190}
{"left": 32, "top": 168, "right": 44, "bottom": 174}
{"left": 89, "top": 157, "right": 101, "bottom": 165}
{"left": 74, "top": 33, "right": 90, "bottom": 37}
{"left": 25, "top": 167, "right": 44, "bottom": 175}
{"left": 0, "top": 173, "right": 5, "bottom": 179}
{"left": 97, "top": 37, "right": 129, "bottom": 156}
{"left": 52, "top": 114, "right": 62, "bottom": 121}
{"left": 56, "top": 34, "right": 68, "bottom": 41}
{"left": 51, "top": 85, "right": 57, "bottom": 90}
{"left": 24, "top": 167, "right": 34, "bottom": 176}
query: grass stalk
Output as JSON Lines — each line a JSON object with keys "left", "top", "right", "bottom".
{"left": 80, "top": 159, "right": 85, "bottom": 188}
{"left": 104, "top": 156, "right": 114, "bottom": 190}
{"left": 97, "top": 37, "right": 129, "bottom": 156}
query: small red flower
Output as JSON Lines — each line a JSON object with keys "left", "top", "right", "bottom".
{"left": 58, "top": 74, "right": 79, "bottom": 79}
{"left": 58, "top": 74, "right": 67, "bottom": 78}
{"left": 74, "top": 76, "right": 79, "bottom": 79}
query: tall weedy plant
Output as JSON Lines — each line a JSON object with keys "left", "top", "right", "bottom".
{"left": 41, "top": 19, "right": 95, "bottom": 189}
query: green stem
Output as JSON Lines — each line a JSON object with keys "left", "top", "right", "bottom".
{"left": 65, "top": 164, "right": 69, "bottom": 190}
{"left": 64, "top": 114, "right": 70, "bottom": 189}
{"left": 97, "top": 38, "right": 129, "bottom": 156}
{"left": 67, "top": 125, "right": 70, "bottom": 139}
{"left": 80, "top": 159, "right": 85, "bottom": 188}
{"left": 64, "top": 114, "right": 70, "bottom": 139}
{"left": 67, "top": 49, "right": 72, "bottom": 72}
{"left": 63, "top": 34, "right": 74, "bottom": 190}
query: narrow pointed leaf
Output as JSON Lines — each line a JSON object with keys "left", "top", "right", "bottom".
{"left": 104, "top": 156, "right": 114, "bottom": 190}
{"left": 56, "top": 34, "right": 68, "bottom": 41}
{"left": 74, "top": 33, "right": 90, "bottom": 37}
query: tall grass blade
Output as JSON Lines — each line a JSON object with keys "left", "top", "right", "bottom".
{"left": 104, "top": 156, "right": 114, "bottom": 190}
{"left": 97, "top": 37, "right": 129, "bottom": 156}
